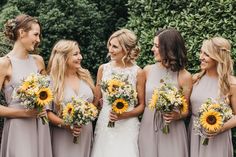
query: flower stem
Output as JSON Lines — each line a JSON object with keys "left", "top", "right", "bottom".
{"left": 73, "top": 136, "right": 78, "bottom": 144}
{"left": 201, "top": 137, "right": 209, "bottom": 145}
{"left": 41, "top": 116, "right": 49, "bottom": 125}
{"left": 107, "top": 121, "right": 115, "bottom": 128}
{"left": 162, "top": 123, "right": 169, "bottom": 134}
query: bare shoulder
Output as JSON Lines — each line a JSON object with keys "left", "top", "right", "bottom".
{"left": 97, "top": 64, "right": 104, "bottom": 73}
{"left": 143, "top": 64, "right": 153, "bottom": 77}
{"left": 192, "top": 73, "right": 200, "bottom": 84}
{"left": 230, "top": 75, "right": 236, "bottom": 85}
{"left": 136, "top": 67, "right": 145, "bottom": 77}
{"left": 96, "top": 64, "right": 105, "bottom": 79}
{"left": 31, "top": 54, "right": 44, "bottom": 65}
{"left": 179, "top": 69, "right": 192, "bottom": 81}
{"left": 0, "top": 56, "right": 11, "bottom": 87}
{"left": 31, "top": 54, "right": 46, "bottom": 74}
{"left": 143, "top": 64, "right": 152, "bottom": 72}
{"left": 229, "top": 76, "right": 236, "bottom": 93}
{"left": 0, "top": 56, "right": 11, "bottom": 73}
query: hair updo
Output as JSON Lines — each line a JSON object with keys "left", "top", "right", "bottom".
{"left": 4, "top": 14, "right": 40, "bottom": 41}
{"left": 107, "top": 28, "right": 140, "bottom": 64}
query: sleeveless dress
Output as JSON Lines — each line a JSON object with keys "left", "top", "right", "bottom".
{"left": 0, "top": 55, "right": 52, "bottom": 157}
{"left": 51, "top": 79, "right": 94, "bottom": 157}
{"left": 138, "top": 63, "right": 189, "bottom": 157}
{"left": 91, "top": 62, "right": 140, "bottom": 157}
{"left": 189, "top": 75, "right": 233, "bottom": 157}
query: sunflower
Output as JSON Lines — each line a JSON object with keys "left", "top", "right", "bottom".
{"left": 112, "top": 98, "right": 129, "bottom": 114}
{"left": 108, "top": 79, "right": 124, "bottom": 94}
{"left": 148, "top": 89, "right": 158, "bottom": 110}
{"left": 36, "top": 88, "right": 53, "bottom": 106}
{"left": 19, "top": 81, "right": 32, "bottom": 92}
{"left": 62, "top": 103, "right": 75, "bottom": 118}
{"left": 200, "top": 110, "right": 223, "bottom": 133}
{"left": 180, "top": 96, "right": 188, "bottom": 114}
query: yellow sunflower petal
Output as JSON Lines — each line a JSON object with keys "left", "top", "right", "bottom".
{"left": 180, "top": 96, "right": 188, "bottom": 114}
{"left": 62, "top": 103, "right": 75, "bottom": 118}
{"left": 148, "top": 89, "right": 158, "bottom": 111}
{"left": 208, "top": 104, "right": 221, "bottom": 110}
{"left": 108, "top": 79, "right": 124, "bottom": 94}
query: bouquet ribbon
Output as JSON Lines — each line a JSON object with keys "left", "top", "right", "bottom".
{"left": 153, "top": 109, "right": 164, "bottom": 132}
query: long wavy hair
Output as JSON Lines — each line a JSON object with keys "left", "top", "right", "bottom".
{"left": 196, "top": 37, "right": 233, "bottom": 100}
{"left": 155, "top": 28, "right": 187, "bottom": 72}
{"left": 47, "top": 40, "right": 94, "bottom": 113}
{"left": 107, "top": 28, "right": 140, "bottom": 65}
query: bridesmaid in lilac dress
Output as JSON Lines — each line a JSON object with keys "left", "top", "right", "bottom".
{"left": 0, "top": 14, "right": 52, "bottom": 157}
{"left": 138, "top": 28, "right": 192, "bottom": 157}
{"left": 47, "top": 40, "right": 95, "bottom": 157}
{"left": 189, "top": 37, "right": 236, "bottom": 157}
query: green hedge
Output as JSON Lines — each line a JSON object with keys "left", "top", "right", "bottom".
{"left": 126, "top": 0, "right": 236, "bottom": 73}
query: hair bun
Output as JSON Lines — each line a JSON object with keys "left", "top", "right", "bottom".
{"left": 4, "top": 18, "right": 18, "bottom": 41}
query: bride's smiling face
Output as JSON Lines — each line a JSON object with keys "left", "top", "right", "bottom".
{"left": 108, "top": 37, "right": 126, "bottom": 61}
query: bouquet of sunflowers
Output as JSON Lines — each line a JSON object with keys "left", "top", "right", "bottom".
{"left": 194, "top": 98, "right": 233, "bottom": 145}
{"left": 101, "top": 73, "right": 137, "bottom": 127}
{"left": 14, "top": 73, "right": 53, "bottom": 125}
{"left": 148, "top": 78, "right": 188, "bottom": 134}
{"left": 62, "top": 97, "right": 98, "bottom": 144}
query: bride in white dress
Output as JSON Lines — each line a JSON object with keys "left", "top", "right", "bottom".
{"left": 91, "top": 29, "right": 145, "bottom": 157}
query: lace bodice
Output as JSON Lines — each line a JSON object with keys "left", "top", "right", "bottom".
{"left": 102, "top": 62, "right": 139, "bottom": 88}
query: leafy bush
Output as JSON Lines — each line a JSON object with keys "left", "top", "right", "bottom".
{"left": 126, "top": 0, "right": 236, "bottom": 74}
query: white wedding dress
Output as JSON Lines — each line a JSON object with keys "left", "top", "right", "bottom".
{"left": 91, "top": 62, "right": 140, "bottom": 157}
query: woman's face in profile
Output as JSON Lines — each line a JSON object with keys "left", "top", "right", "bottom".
{"left": 67, "top": 46, "right": 83, "bottom": 70}
{"left": 108, "top": 37, "right": 125, "bottom": 61}
{"left": 199, "top": 48, "right": 217, "bottom": 71}
{"left": 20, "top": 23, "right": 41, "bottom": 52}
{"left": 152, "top": 36, "right": 162, "bottom": 62}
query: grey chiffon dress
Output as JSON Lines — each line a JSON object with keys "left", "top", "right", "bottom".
{"left": 138, "top": 63, "right": 189, "bottom": 157}
{"left": 50, "top": 79, "right": 94, "bottom": 157}
{"left": 0, "top": 55, "right": 52, "bottom": 157}
{"left": 189, "top": 74, "right": 233, "bottom": 157}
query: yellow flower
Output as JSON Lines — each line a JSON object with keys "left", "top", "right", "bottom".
{"left": 21, "top": 82, "right": 30, "bottom": 91}
{"left": 208, "top": 104, "right": 221, "bottom": 110}
{"left": 36, "top": 88, "right": 53, "bottom": 106}
{"left": 63, "top": 103, "right": 75, "bottom": 118}
{"left": 180, "top": 96, "right": 188, "bottom": 114}
{"left": 108, "top": 79, "right": 124, "bottom": 94}
{"left": 149, "top": 89, "right": 158, "bottom": 110}
{"left": 200, "top": 110, "right": 223, "bottom": 133}
{"left": 112, "top": 98, "right": 129, "bottom": 114}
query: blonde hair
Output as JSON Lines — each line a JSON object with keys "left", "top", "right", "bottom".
{"left": 107, "top": 28, "right": 140, "bottom": 65}
{"left": 47, "top": 39, "right": 94, "bottom": 113}
{"left": 196, "top": 37, "right": 233, "bottom": 100}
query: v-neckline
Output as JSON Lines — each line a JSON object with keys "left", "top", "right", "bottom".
{"left": 66, "top": 79, "right": 81, "bottom": 96}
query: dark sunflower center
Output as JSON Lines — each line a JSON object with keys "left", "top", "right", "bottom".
{"left": 116, "top": 102, "right": 124, "bottom": 109}
{"left": 206, "top": 115, "right": 217, "bottom": 125}
{"left": 39, "top": 91, "right": 48, "bottom": 100}
{"left": 68, "top": 108, "right": 72, "bottom": 114}
{"left": 112, "top": 85, "right": 119, "bottom": 91}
